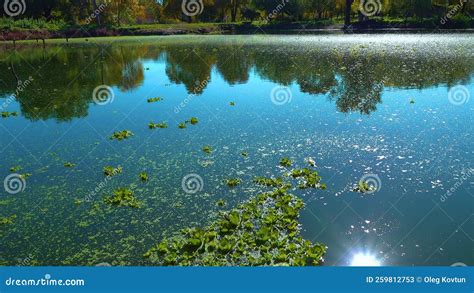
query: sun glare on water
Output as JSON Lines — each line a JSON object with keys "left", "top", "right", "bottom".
{"left": 350, "top": 253, "right": 382, "bottom": 267}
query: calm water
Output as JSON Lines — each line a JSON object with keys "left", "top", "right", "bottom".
{"left": 0, "top": 35, "right": 473, "bottom": 266}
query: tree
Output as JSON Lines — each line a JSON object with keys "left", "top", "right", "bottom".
{"left": 230, "top": 0, "right": 248, "bottom": 22}
{"left": 92, "top": 0, "right": 101, "bottom": 25}
{"left": 345, "top": 0, "right": 354, "bottom": 27}
{"left": 241, "top": 7, "right": 260, "bottom": 21}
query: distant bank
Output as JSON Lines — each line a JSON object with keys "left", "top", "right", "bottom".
{"left": 2, "top": 20, "right": 473, "bottom": 43}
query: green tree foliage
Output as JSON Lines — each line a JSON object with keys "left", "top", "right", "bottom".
{"left": 2, "top": 0, "right": 471, "bottom": 26}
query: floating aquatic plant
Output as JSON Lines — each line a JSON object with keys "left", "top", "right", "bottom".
{"left": 230, "top": 102, "right": 235, "bottom": 106}
{"left": 254, "top": 176, "right": 288, "bottom": 188}
{"left": 19, "top": 173, "right": 32, "bottom": 180}
{"left": 179, "top": 117, "right": 198, "bottom": 128}
{"left": 64, "top": 162, "right": 75, "bottom": 168}
{"left": 241, "top": 152, "right": 249, "bottom": 157}
{"left": 202, "top": 146, "right": 213, "bottom": 154}
{"left": 225, "top": 178, "right": 241, "bottom": 188}
{"left": 103, "top": 166, "right": 122, "bottom": 177}
{"left": 290, "top": 168, "right": 326, "bottom": 190}
{"left": 0, "top": 215, "right": 16, "bottom": 226}
{"left": 104, "top": 187, "right": 142, "bottom": 208}
{"left": 353, "top": 181, "right": 375, "bottom": 194}
{"left": 187, "top": 117, "right": 199, "bottom": 125}
{"left": 110, "top": 130, "right": 134, "bottom": 141}
{"left": 149, "top": 122, "right": 168, "bottom": 129}
{"left": 410, "top": 99, "right": 415, "bottom": 104}
{"left": 147, "top": 97, "right": 162, "bottom": 103}
{"left": 9, "top": 166, "right": 22, "bottom": 172}
{"left": 144, "top": 182, "right": 326, "bottom": 266}
{"left": 1, "top": 111, "right": 18, "bottom": 118}
{"left": 280, "top": 158, "right": 293, "bottom": 167}
{"left": 306, "top": 157, "right": 316, "bottom": 167}
{"left": 139, "top": 172, "right": 149, "bottom": 182}
{"left": 216, "top": 199, "right": 226, "bottom": 207}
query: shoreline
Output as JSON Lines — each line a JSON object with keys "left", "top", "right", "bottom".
{"left": 2, "top": 22, "right": 473, "bottom": 43}
{"left": 2, "top": 28, "right": 473, "bottom": 45}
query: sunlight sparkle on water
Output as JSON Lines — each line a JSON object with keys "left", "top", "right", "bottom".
{"left": 350, "top": 253, "right": 381, "bottom": 267}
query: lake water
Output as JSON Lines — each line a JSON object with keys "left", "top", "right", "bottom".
{"left": 0, "top": 34, "right": 473, "bottom": 266}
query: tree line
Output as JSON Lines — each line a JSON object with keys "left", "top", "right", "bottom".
{"left": 1, "top": 0, "right": 472, "bottom": 27}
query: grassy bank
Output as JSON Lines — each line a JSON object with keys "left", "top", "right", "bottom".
{"left": 1, "top": 16, "right": 473, "bottom": 42}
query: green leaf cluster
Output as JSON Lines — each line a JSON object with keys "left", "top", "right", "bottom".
{"left": 144, "top": 184, "right": 326, "bottom": 266}
{"left": 110, "top": 130, "right": 134, "bottom": 141}
{"left": 103, "top": 166, "right": 123, "bottom": 177}
{"left": 291, "top": 168, "right": 326, "bottom": 190}
{"left": 104, "top": 187, "right": 142, "bottom": 208}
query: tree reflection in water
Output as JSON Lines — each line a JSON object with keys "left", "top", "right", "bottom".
{"left": 0, "top": 36, "right": 472, "bottom": 121}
